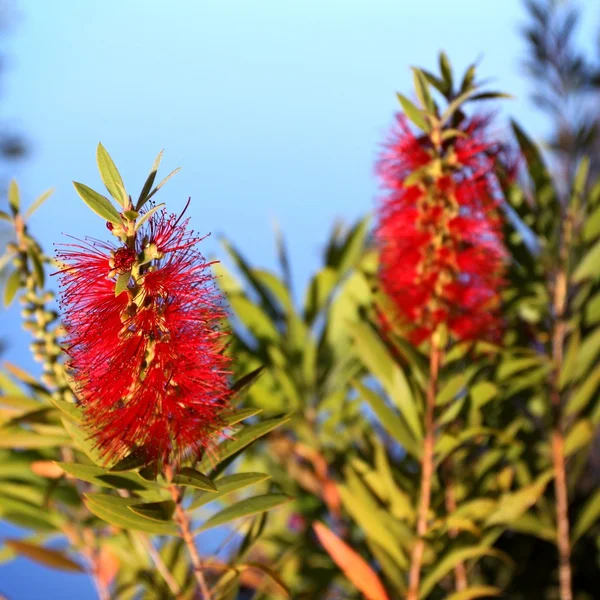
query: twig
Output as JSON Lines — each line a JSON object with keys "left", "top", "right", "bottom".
{"left": 166, "top": 472, "right": 211, "bottom": 600}
{"left": 139, "top": 534, "right": 184, "bottom": 599}
{"left": 551, "top": 250, "right": 573, "bottom": 600}
{"left": 407, "top": 336, "right": 441, "bottom": 600}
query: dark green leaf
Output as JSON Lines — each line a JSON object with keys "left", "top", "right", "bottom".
{"left": 144, "top": 168, "right": 181, "bottom": 204}
{"left": 137, "top": 149, "right": 163, "bottom": 210}
{"left": 190, "top": 472, "right": 271, "bottom": 510}
{"left": 84, "top": 493, "right": 178, "bottom": 535}
{"left": 572, "top": 488, "right": 600, "bottom": 543}
{"left": 128, "top": 500, "right": 175, "bottom": 522}
{"left": 172, "top": 467, "right": 217, "bottom": 492}
{"left": 195, "top": 493, "right": 291, "bottom": 533}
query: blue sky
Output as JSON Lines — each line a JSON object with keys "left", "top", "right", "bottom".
{"left": 0, "top": 0, "right": 596, "bottom": 598}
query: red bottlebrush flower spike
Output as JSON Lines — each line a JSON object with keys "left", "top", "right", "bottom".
{"left": 375, "top": 113, "right": 508, "bottom": 343}
{"left": 56, "top": 203, "right": 231, "bottom": 467}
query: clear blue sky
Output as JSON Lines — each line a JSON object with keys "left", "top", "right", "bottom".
{"left": 0, "top": 0, "right": 596, "bottom": 598}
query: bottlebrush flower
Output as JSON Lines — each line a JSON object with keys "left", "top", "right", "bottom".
{"left": 375, "top": 114, "right": 508, "bottom": 343}
{"left": 56, "top": 203, "right": 231, "bottom": 466}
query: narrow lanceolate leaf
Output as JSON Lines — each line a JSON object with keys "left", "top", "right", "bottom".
{"left": 572, "top": 488, "right": 600, "bottom": 544}
{"left": 114, "top": 272, "right": 130, "bottom": 297}
{"left": 573, "top": 240, "right": 600, "bottom": 283}
{"left": 73, "top": 182, "right": 122, "bottom": 224}
{"left": 420, "top": 548, "right": 511, "bottom": 599}
{"left": 198, "top": 415, "right": 290, "bottom": 474}
{"left": 486, "top": 471, "right": 553, "bottom": 526}
{"left": 445, "top": 586, "right": 502, "bottom": 600}
{"left": 313, "top": 522, "right": 389, "bottom": 600}
{"left": 396, "top": 93, "right": 429, "bottom": 131}
{"left": 134, "top": 203, "right": 165, "bottom": 231}
{"left": 412, "top": 67, "right": 434, "bottom": 112}
{"left": 0, "top": 210, "right": 11, "bottom": 222}
{"left": 136, "top": 149, "right": 164, "bottom": 209}
{"left": 24, "top": 188, "right": 55, "bottom": 219}
{"left": 190, "top": 472, "right": 271, "bottom": 510}
{"left": 96, "top": 143, "right": 128, "bottom": 206}
{"left": 5, "top": 540, "right": 85, "bottom": 573}
{"left": 172, "top": 467, "right": 217, "bottom": 492}
{"left": 3, "top": 269, "right": 20, "bottom": 307}
{"left": 8, "top": 179, "right": 20, "bottom": 215}
{"left": 354, "top": 380, "right": 421, "bottom": 459}
{"left": 84, "top": 494, "right": 178, "bottom": 535}
{"left": 195, "top": 493, "right": 291, "bottom": 533}
{"left": 144, "top": 168, "right": 181, "bottom": 204}
{"left": 128, "top": 500, "right": 175, "bottom": 522}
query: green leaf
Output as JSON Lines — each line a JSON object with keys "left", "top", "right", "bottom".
{"left": 114, "top": 272, "right": 130, "bottom": 297}
{"left": 109, "top": 447, "right": 154, "bottom": 472}
{"left": 4, "top": 540, "right": 84, "bottom": 573}
{"left": 195, "top": 493, "right": 291, "bottom": 533}
{"left": 575, "top": 327, "right": 600, "bottom": 379}
{"left": 55, "top": 462, "right": 162, "bottom": 495}
{"left": 439, "top": 52, "right": 453, "bottom": 93}
{"left": 566, "top": 363, "right": 600, "bottom": 416}
{"left": 445, "top": 586, "right": 502, "bottom": 600}
{"left": 437, "top": 374, "right": 467, "bottom": 406}
{"left": 0, "top": 429, "right": 71, "bottom": 449}
{"left": 3, "top": 269, "right": 20, "bottom": 307}
{"left": 172, "top": 467, "right": 217, "bottom": 492}
{"left": 420, "top": 548, "right": 510, "bottom": 599}
{"left": 573, "top": 240, "right": 600, "bottom": 283}
{"left": 84, "top": 493, "right": 178, "bottom": 535}
{"left": 96, "top": 143, "right": 128, "bottom": 207}
{"left": 583, "top": 204, "right": 600, "bottom": 242}
{"left": 61, "top": 418, "right": 104, "bottom": 465}
{"left": 8, "top": 180, "right": 19, "bottom": 215}
{"left": 198, "top": 416, "right": 290, "bottom": 474}
{"left": 559, "top": 329, "right": 580, "bottom": 389}
{"left": 190, "top": 472, "right": 271, "bottom": 510}
{"left": 230, "top": 367, "right": 266, "bottom": 404}
{"left": 0, "top": 210, "right": 11, "bottom": 222}
{"left": 470, "top": 382, "right": 498, "bottom": 408}
{"left": 467, "top": 92, "right": 513, "bottom": 102}
{"left": 73, "top": 182, "right": 122, "bottom": 224}
{"left": 24, "top": 188, "right": 54, "bottom": 220}
{"left": 338, "top": 467, "right": 409, "bottom": 569}
{"left": 134, "top": 203, "right": 165, "bottom": 231}
{"left": 144, "top": 168, "right": 181, "bottom": 205}
{"left": 572, "top": 488, "right": 600, "bottom": 543}
{"left": 441, "top": 88, "right": 478, "bottom": 123}
{"left": 354, "top": 380, "right": 420, "bottom": 459}
{"left": 564, "top": 419, "right": 593, "bottom": 456}
{"left": 486, "top": 471, "right": 553, "bottom": 527}
{"left": 137, "top": 149, "right": 163, "bottom": 209}
{"left": 585, "top": 291, "right": 600, "bottom": 326}
{"left": 128, "top": 500, "right": 175, "bottom": 522}
{"left": 28, "top": 248, "right": 45, "bottom": 289}
{"left": 222, "top": 407, "right": 262, "bottom": 427}
{"left": 50, "top": 397, "right": 83, "bottom": 422}
{"left": 396, "top": 93, "right": 429, "bottom": 131}
{"left": 412, "top": 67, "right": 434, "bottom": 112}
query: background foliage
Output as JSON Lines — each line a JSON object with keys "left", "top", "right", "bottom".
{"left": 1, "top": 1, "right": 600, "bottom": 599}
